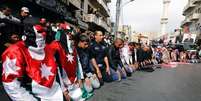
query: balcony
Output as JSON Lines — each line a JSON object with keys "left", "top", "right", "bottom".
{"left": 192, "top": 0, "right": 201, "bottom": 4}
{"left": 190, "top": 13, "right": 200, "bottom": 21}
{"left": 183, "top": 2, "right": 196, "bottom": 16}
{"left": 86, "top": 14, "right": 99, "bottom": 25}
{"left": 99, "top": 19, "right": 108, "bottom": 31}
{"left": 97, "top": 0, "right": 110, "bottom": 14}
{"left": 86, "top": 14, "right": 111, "bottom": 32}
{"left": 181, "top": 18, "right": 192, "bottom": 27}
{"left": 89, "top": 0, "right": 110, "bottom": 17}
{"left": 98, "top": 18, "right": 111, "bottom": 32}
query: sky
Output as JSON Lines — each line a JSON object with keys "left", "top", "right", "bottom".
{"left": 109, "top": 0, "right": 188, "bottom": 33}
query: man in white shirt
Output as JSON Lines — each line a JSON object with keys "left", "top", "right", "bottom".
{"left": 121, "top": 42, "right": 136, "bottom": 75}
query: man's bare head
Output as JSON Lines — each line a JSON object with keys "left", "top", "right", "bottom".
{"left": 114, "top": 38, "right": 124, "bottom": 49}
{"left": 94, "top": 31, "right": 104, "bottom": 42}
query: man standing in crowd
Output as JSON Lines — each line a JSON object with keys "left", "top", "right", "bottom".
{"left": 0, "top": 5, "right": 21, "bottom": 62}
{"left": 18, "top": 7, "right": 31, "bottom": 23}
{"left": 90, "top": 31, "right": 112, "bottom": 86}
{"left": 108, "top": 38, "right": 128, "bottom": 81}
{"left": 18, "top": 7, "right": 31, "bottom": 37}
{"left": 0, "top": 5, "right": 20, "bottom": 22}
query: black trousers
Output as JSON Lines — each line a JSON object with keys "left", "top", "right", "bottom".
{"left": 97, "top": 68, "right": 113, "bottom": 86}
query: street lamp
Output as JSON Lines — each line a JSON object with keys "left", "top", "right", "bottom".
{"left": 115, "top": 0, "right": 135, "bottom": 38}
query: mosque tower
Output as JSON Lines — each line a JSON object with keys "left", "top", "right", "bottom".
{"left": 160, "top": 0, "right": 171, "bottom": 38}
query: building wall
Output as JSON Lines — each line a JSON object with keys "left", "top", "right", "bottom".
{"left": 86, "top": 0, "right": 111, "bottom": 32}
{"left": 1, "top": 0, "right": 112, "bottom": 33}
{"left": 181, "top": 0, "right": 201, "bottom": 40}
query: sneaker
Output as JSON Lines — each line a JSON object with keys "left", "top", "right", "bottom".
{"left": 85, "top": 93, "right": 94, "bottom": 100}
{"left": 81, "top": 88, "right": 94, "bottom": 100}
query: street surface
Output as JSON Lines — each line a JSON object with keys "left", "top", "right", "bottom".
{"left": 1, "top": 63, "right": 201, "bottom": 101}
{"left": 89, "top": 63, "right": 201, "bottom": 101}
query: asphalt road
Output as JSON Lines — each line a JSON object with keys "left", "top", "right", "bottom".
{"left": 89, "top": 64, "right": 201, "bottom": 101}
{"left": 1, "top": 64, "right": 201, "bottom": 101}
{"left": 0, "top": 82, "right": 10, "bottom": 101}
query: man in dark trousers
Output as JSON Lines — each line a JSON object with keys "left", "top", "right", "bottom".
{"left": 134, "top": 43, "right": 144, "bottom": 68}
{"left": 108, "top": 38, "right": 127, "bottom": 81}
{"left": 90, "top": 31, "right": 112, "bottom": 86}
{"left": 135, "top": 43, "right": 154, "bottom": 72}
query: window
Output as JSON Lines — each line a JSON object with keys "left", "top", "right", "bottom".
{"left": 88, "top": 5, "right": 93, "bottom": 14}
{"left": 81, "top": 0, "right": 84, "bottom": 9}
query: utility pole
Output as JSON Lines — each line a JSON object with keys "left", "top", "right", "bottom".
{"left": 115, "top": 0, "right": 122, "bottom": 38}
{"left": 115, "top": 0, "right": 135, "bottom": 38}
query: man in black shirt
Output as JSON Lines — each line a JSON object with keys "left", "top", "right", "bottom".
{"left": 134, "top": 43, "right": 144, "bottom": 67}
{"left": 108, "top": 38, "right": 127, "bottom": 81}
{"left": 90, "top": 31, "right": 112, "bottom": 85}
{"left": 140, "top": 46, "right": 155, "bottom": 72}
{"left": 18, "top": 7, "right": 31, "bottom": 23}
{"left": 76, "top": 34, "right": 100, "bottom": 99}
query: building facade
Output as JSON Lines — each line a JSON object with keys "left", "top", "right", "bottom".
{"left": 1, "top": 0, "right": 112, "bottom": 33}
{"left": 84, "top": 0, "right": 112, "bottom": 33}
{"left": 181, "top": 0, "right": 201, "bottom": 40}
{"left": 117, "top": 25, "right": 132, "bottom": 40}
{"left": 131, "top": 32, "right": 155, "bottom": 45}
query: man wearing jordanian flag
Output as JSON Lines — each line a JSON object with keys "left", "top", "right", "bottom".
{"left": 57, "top": 22, "right": 84, "bottom": 101}
{"left": 1, "top": 17, "right": 69, "bottom": 101}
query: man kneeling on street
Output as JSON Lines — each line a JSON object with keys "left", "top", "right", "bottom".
{"left": 108, "top": 38, "right": 128, "bottom": 81}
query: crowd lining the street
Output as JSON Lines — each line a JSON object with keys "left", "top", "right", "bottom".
{"left": 1, "top": 6, "right": 201, "bottom": 101}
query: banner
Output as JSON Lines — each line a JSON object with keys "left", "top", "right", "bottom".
{"left": 182, "top": 33, "right": 196, "bottom": 43}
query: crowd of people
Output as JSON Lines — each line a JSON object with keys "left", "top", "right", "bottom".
{"left": 0, "top": 6, "right": 201, "bottom": 101}
{"left": 156, "top": 44, "right": 201, "bottom": 64}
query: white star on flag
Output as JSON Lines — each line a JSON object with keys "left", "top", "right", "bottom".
{"left": 67, "top": 54, "right": 74, "bottom": 63}
{"left": 2, "top": 57, "right": 20, "bottom": 79}
{"left": 40, "top": 63, "right": 54, "bottom": 80}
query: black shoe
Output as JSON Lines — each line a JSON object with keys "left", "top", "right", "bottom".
{"left": 143, "top": 67, "right": 155, "bottom": 72}
{"left": 126, "top": 72, "right": 132, "bottom": 77}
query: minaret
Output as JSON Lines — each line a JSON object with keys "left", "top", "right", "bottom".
{"left": 160, "top": 0, "right": 171, "bottom": 38}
